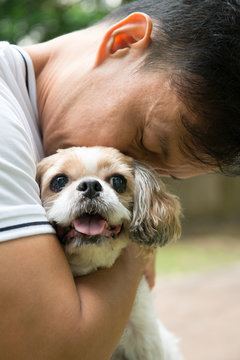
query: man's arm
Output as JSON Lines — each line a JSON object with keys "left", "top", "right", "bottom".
{"left": 0, "top": 234, "right": 144, "bottom": 360}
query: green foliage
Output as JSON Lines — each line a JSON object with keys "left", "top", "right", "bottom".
{"left": 0, "top": 0, "right": 133, "bottom": 44}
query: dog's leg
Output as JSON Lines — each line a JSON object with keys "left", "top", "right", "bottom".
{"left": 112, "top": 276, "right": 183, "bottom": 360}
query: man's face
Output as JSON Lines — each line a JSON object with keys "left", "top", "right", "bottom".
{"left": 41, "top": 60, "right": 210, "bottom": 179}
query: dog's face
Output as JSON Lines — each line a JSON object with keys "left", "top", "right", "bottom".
{"left": 37, "top": 146, "right": 181, "bottom": 273}
{"left": 37, "top": 146, "right": 134, "bottom": 244}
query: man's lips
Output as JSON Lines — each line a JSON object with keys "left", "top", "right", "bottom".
{"left": 56, "top": 214, "right": 122, "bottom": 244}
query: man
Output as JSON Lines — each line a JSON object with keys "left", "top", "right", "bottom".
{"left": 0, "top": 0, "right": 239, "bottom": 359}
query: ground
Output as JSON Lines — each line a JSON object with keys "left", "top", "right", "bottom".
{"left": 153, "top": 263, "right": 240, "bottom": 360}
{"left": 153, "top": 222, "right": 240, "bottom": 360}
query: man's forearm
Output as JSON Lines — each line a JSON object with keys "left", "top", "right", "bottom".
{"left": 0, "top": 235, "right": 144, "bottom": 360}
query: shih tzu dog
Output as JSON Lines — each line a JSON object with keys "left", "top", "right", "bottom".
{"left": 37, "top": 146, "right": 183, "bottom": 360}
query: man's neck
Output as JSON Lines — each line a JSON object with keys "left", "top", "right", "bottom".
{"left": 24, "top": 25, "right": 106, "bottom": 80}
{"left": 22, "top": 25, "right": 107, "bottom": 139}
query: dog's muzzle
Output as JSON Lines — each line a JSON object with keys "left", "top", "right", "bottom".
{"left": 56, "top": 213, "right": 123, "bottom": 246}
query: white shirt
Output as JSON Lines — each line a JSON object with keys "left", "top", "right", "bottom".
{"left": 0, "top": 42, "right": 55, "bottom": 241}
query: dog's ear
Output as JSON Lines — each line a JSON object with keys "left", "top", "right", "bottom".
{"left": 129, "top": 161, "right": 181, "bottom": 248}
{"left": 36, "top": 155, "right": 56, "bottom": 191}
{"left": 36, "top": 150, "right": 65, "bottom": 188}
{"left": 36, "top": 158, "right": 48, "bottom": 188}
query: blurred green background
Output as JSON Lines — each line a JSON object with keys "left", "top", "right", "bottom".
{"left": 2, "top": 0, "right": 240, "bottom": 275}
{"left": 0, "top": 0, "right": 132, "bottom": 45}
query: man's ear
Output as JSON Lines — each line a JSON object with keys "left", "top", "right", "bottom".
{"left": 94, "top": 12, "right": 152, "bottom": 67}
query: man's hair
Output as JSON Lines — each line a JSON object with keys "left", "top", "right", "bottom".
{"left": 105, "top": 0, "right": 240, "bottom": 176}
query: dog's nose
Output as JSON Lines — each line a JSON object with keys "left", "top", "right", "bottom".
{"left": 77, "top": 179, "right": 103, "bottom": 199}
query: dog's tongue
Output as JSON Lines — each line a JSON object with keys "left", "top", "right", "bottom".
{"left": 72, "top": 214, "right": 107, "bottom": 236}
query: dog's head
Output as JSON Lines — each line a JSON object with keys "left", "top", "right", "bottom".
{"left": 37, "top": 146, "right": 181, "bottom": 255}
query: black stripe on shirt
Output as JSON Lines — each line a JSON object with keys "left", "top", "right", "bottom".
{"left": 0, "top": 221, "right": 52, "bottom": 233}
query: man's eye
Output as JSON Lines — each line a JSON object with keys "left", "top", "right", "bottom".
{"left": 110, "top": 175, "right": 127, "bottom": 193}
{"left": 50, "top": 174, "right": 69, "bottom": 192}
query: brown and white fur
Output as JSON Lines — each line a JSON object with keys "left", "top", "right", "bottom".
{"left": 37, "top": 146, "right": 183, "bottom": 360}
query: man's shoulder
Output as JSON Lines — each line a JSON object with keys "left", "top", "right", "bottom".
{"left": 0, "top": 42, "right": 29, "bottom": 98}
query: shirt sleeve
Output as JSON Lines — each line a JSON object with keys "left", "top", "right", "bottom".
{"left": 0, "top": 77, "right": 55, "bottom": 242}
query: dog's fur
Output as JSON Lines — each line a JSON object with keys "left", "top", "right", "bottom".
{"left": 37, "top": 146, "right": 183, "bottom": 360}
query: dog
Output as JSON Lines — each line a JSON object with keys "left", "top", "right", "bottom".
{"left": 37, "top": 146, "right": 183, "bottom": 360}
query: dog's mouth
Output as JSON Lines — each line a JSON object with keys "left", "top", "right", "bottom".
{"left": 57, "top": 213, "right": 123, "bottom": 246}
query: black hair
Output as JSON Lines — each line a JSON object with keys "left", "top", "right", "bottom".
{"left": 104, "top": 0, "right": 240, "bottom": 176}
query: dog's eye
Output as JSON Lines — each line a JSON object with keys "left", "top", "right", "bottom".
{"left": 110, "top": 175, "right": 127, "bottom": 193}
{"left": 50, "top": 174, "right": 69, "bottom": 192}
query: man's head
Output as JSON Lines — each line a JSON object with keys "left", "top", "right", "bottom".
{"left": 105, "top": 0, "right": 240, "bottom": 176}
{"left": 27, "top": 0, "right": 240, "bottom": 178}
